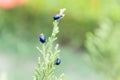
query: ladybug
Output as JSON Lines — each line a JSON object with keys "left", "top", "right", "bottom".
{"left": 53, "top": 14, "right": 63, "bottom": 20}
{"left": 39, "top": 33, "right": 46, "bottom": 43}
{"left": 55, "top": 58, "right": 61, "bottom": 65}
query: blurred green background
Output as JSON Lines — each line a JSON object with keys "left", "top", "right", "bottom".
{"left": 0, "top": 0, "right": 120, "bottom": 80}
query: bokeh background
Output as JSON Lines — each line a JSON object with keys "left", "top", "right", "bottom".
{"left": 0, "top": 0, "right": 120, "bottom": 80}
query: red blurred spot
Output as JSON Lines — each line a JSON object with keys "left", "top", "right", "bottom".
{"left": 0, "top": 0, "right": 27, "bottom": 9}
{"left": 17, "top": 0, "right": 26, "bottom": 5}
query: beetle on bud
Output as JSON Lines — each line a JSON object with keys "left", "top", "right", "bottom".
{"left": 53, "top": 8, "right": 66, "bottom": 20}
{"left": 55, "top": 58, "right": 61, "bottom": 65}
{"left": 53, "top": 14, "right": 63, "bottom": 20}
{"left": 39, "top": 33, "right": 46, "bottom": 43}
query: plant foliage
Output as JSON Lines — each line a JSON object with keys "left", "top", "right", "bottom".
{"left": 33, "top": 8, "right": 66, "bottom": 80}
{"left": 85, "top": 19, "right": 120, "bottom": 80}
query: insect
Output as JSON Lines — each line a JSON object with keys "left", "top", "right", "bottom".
{"left": 39, "top": 33, "right": 46, "bottom": 43}
{"left": 53, "top": 14, "right": 63, "bottom": 20}
{"left": 55, "top": 58, "right": 61, "bottom": 65}
{"left": 53, "top": 8, "right": 66, "bottom": 20}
